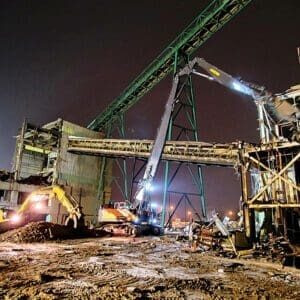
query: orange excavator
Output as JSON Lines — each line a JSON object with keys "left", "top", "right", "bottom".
{"left": 97, "top": 201, "right": 140, "bottom": 235}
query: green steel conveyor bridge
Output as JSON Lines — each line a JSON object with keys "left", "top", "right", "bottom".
{"left": 88, "top": 0, "right": 252, "bottom": 131}
{"left": 68, "top": 137, "right": 240, "bottom": 167}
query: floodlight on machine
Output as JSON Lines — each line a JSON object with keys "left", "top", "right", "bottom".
{"left": 33, "top": 202, "right": 44, "bottom": 211}
{"left": 232, "top": 81, "right": 254, "bottom": 97}
{"left": 150, "top": 202, "right": 157, "bottom": 209}
{"left": 10, "top": 214, "right": 21, "bottom": 224}
{"left": 31, "top": 194, "right": 45, "bottom": 202}
{"left": 136, "top": 180, "right": 153, "bottom": 202}
{"left": 145, "top": 181, "right": 153, "bottom": 192}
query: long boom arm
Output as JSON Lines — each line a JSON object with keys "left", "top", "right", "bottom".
{"left": 132, "top": 57, "right": 271, "bottom": 211}
{"left": 184, "top": 57, "right": 299, "bottom": 124}
{"left": 133, "top": 76, "right": 179, "bottom": 210}
{"left": 132, "top": 56, "right": 300, "bottom": 210}
{"left": 179, "top": 57, "right": 269, "bottom": 99}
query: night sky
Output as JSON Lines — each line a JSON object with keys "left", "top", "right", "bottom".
{"left": 0, "top": 1, "right": 299, "bottom": 217}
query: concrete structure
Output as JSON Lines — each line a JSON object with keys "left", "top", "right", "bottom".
{"left": 0, "top": 119, "right": 112, "bottom": 225}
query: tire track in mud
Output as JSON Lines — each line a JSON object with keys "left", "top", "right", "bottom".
{"left": 0, "top": 237, "right": 299, "bottom": 299}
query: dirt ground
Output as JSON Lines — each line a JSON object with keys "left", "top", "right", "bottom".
{"left": 0, "top": 234, "right": 300, "bottom": 299}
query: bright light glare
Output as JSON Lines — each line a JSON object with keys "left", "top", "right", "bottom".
{"left": 136, "top": 188, "right": 144, "bottom": 201}
{"left": 151, "top": 202, "right": 157, "bottom": 209}
{"left": 11, "top": 214, "right": 21, "bottom": 224}
{"left": 31, "top": 194, "right": 44, "bottom": 202}
{"left": 232, "top": 81, "right": 253, "bottom": 97}
{"left": 152, "top": 218, "right": 157, "bottom": 224}
{"left": 34, "top": 202, "right": 43, "bottom": 211}
{"left": 145, "top": 182, "right": 153, "bottom": 192}
{"left": 232, "top": 82, "right": 244, "bottom": 92}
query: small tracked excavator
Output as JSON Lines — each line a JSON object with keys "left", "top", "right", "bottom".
{"left": 0, "top": 185, "right": 83, "bottom": 233}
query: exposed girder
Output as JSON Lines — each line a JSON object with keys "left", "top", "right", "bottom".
{"left": 68, "top": 137, "right": 240, "bottom": 167}
{"left": 88, "top": 0, "right": 252, "bottom": 131}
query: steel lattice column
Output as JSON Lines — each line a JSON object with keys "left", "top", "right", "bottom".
{"left": 161, "top": 53, "right": 206, "bottom": 227}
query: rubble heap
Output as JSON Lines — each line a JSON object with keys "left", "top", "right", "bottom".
{"left": 0, "top": 222, "right": 107, "bottom": 243}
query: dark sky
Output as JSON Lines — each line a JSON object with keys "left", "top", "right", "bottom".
{"left": 0, "top": 0, "right": 299, "bottom": 217}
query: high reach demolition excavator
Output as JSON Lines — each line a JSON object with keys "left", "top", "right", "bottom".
{"left": 133, "top": 57, "right": 300, "bottom": 194}
{"left": 95, "top": 68, "right": 180, "bottom": 236}
{"left": 74, "top": 56, "right": 299, "bottom": 237}
{"left": 127, "top": 56, "right": 299, "bottom": 239}
{"left": 68, "top": 55, "right": 299, "bottom": 242}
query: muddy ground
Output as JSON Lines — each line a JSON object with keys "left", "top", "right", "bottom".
{"left": 0, "top": 235, "right": 300, "bottom": 299}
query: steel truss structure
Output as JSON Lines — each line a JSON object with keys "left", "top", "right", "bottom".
{"left": 160, "top": 65, "right": 205, "bottom": 225}
{"left": 166, "top": 191, "right": 203, "bottom": 228}
{"left": 240, "top": 142, "right": 300, "bottom": 241}
{"left": 68, "top": 138, "right": 240, "bottom": 167}
{"left": 68, "top": 136, "right": 300, "bottom": 240}
{"left": 87, "top": 0, "right": 252, "bottom": 218}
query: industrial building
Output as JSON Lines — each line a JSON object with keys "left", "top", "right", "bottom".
{"left": 0, "top": 119, "right": 111, "bottom": 225}
{"left": 0, "top": 0, "right": 299, "bottom": 298}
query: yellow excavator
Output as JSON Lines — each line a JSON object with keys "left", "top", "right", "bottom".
{"left": 0, "top": 209, "right": 5, "bottom": 222}
{"left": 18, "top": 185, "right": 83, "bottom": 228}
{"left": 0, "top": 206, "right": 25, "bottom": 233}
{"left": 0, "top": 208, "right": 19, "bottom": 223}
{"left": 0, "top": 185, "right": 83, "bottom": 232}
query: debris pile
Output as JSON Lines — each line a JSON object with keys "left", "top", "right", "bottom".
{"left": 0, "top": 236, "right": 299, "bottom": 299}
{"left": 0, "top": 222, "right": 108, "bottom": 243}
{"left": 184, "top": 214, "right": 241, "bottom": 256}
{"left": 253, "top": 236, "right": 293, "bottom": 259}
{"left": 180, "top": 214, "right": 300, "bottom": 267}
